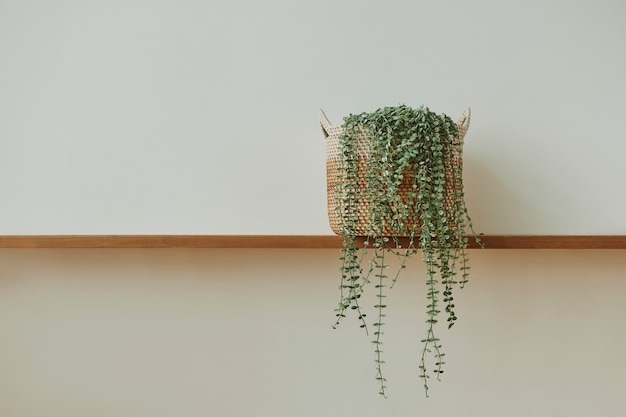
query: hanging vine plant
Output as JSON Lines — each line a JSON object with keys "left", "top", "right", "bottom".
{"left": 320, "top": 104, "right": 482, "bottom": 397}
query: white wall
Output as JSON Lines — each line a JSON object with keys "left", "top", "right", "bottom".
{"left": 1, "top": 1, "right": 626, "bottom": 416}
{"left": 1, "top": 0, "right": 625, "bottom": 234}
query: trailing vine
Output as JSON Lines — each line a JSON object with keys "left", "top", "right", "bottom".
{"left": 331, "top": 105, "right": 481, "bottom": 397}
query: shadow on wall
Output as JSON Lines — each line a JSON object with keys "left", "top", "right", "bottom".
{"left": 462, "top": 137, "right": 544, "bottom": 235}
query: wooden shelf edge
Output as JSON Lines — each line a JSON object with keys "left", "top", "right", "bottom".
{"left": 0, "top": 235, "right": 626, "bottom": 249}
{"left": 0, "top": 235, "right": 340, "bottom": 249}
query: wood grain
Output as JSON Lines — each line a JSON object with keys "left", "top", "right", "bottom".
{"left": 0, "top": 235, "right": 625, "bottom": 249}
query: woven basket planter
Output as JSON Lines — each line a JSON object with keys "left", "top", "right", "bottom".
{"left": 320, "top": 108, "right": 471, "bottom": 236}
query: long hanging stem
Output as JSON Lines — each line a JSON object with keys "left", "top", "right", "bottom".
{"left": 372, "top": 244, "right": 388, "bottom": 397}
{"left": 333, "top": 121, "right": 370, "bottom": 332}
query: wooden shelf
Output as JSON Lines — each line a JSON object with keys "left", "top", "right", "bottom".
{"left": 0, "top": 235, "right": 625, "bottom": 249}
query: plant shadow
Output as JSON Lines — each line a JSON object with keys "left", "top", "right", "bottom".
{"left": 461, "top": 146, "right": 543, "bottom": 235}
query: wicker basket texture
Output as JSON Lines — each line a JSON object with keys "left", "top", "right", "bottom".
{"left": 321, "top": 108, "right": 470, "bottom": 236}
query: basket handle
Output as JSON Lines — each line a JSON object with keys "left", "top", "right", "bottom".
{"left": 319, "top": 109, "right": 333, "bottom": 139}
{"left": 456, "top": 108, "right": 471, "bottom": 140}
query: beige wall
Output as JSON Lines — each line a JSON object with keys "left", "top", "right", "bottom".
{"left": 1, "top": 249, "right": 625, "bottom": 416}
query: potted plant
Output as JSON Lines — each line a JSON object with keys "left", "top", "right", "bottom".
{"left": 320, "top": 104, "right": 481, "bottom": 397}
